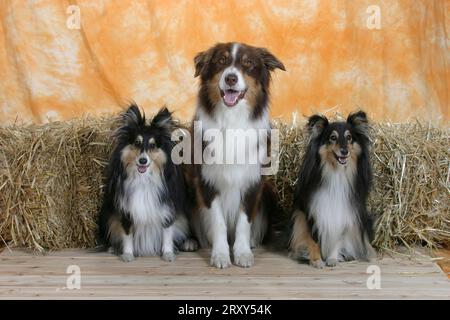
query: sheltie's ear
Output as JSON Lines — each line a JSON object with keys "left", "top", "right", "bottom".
{"left": 122, "top": 103, "right": 145, "bottom": 128}
{"left": 114, "top": 103, "right": 145, "bottom": 141}
{"left": 307, "top": 114, "right": 328, "bottom": 139}
{"left": 347, "top": 111, "right": 369, "bottom": 140}
{"left": 151, "top": 106, "right": 175, "bottom": 133}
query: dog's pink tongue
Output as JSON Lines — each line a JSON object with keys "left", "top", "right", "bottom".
{"left": 223, "top": 91, "right": 240, "bottom": 106}
{"left": 137, "top": 166, "right": 147, "bottom": 173}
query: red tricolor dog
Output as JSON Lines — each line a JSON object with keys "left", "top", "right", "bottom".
{"left": 188, "top": 42, "right": 285, "bottom": 268}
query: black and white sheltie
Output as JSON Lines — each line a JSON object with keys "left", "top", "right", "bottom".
{"left": 289, "top": 111, "right": 376, "bottom": 268}
{"left": 98, "top": 104, "right": 196, "bottom": 262}
{"left": 188, "top": 42, "right": 285, "bottom": 268}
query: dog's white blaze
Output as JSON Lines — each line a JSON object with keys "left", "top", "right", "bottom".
{"left": 219, "top": 43, "right": 246, "bottom": 93}
{"left": 309, "top": 164, "right": 356, "bottom": 260}
{"left": 231, "top": 43, "right": 239, "bottom": 62}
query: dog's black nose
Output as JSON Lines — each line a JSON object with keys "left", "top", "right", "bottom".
{"left": 225, "top": 74, "right": 238, "bottom": 86}
{"left": 139, "top": 158, "right": 147, "bottom": 165}
{"left": 340, "top": 148, "right": 349, "bottom": 156}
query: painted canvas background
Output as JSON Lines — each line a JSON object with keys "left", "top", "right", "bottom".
{"left": 0, "top": 0, "right": 448, "bottom": 124}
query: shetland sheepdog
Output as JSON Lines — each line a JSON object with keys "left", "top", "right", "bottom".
{"left": 98, "top": 104, "right": 196, "bottom": 262}
{"left": 187, "top": 42, "right": 286, "bottom": 268}
{"left": 289, "top": 111, "right": 376, "bottom": 268}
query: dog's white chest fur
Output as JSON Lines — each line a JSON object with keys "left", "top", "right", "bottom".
{"left": 119, "top": 171, "right": 171, "bottom": 255}
{"left": 196, "top": 103, "right": 269, "bottom": 228}
{"left": 120, "top": 172, "right": 170, "bottom": 225}
{"left": 310, "top": 166, "right": 356, "bottom": 258}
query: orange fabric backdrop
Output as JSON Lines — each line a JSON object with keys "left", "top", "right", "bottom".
{"left": 0, "top": 0, "right": 448, "bottom": 124}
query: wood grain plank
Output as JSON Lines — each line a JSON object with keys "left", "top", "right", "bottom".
{"left": 0, "top": 248, "right": 448, "bottom": 299}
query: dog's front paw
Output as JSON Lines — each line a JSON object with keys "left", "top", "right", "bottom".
{"left": 210, "top": 250, "right": 231, "bottom": 269}
{"left": 326, "top": 258, "right": 338, "bottom": 267}
{"left": 288, "top": 249, "right": 309, "bottom": 261}
{"left": 234, "top": 251, "right": 254, "bottom": 268}
{"left": 181, "top": 238, "right": 199, "bottom": 252}
{"left": 310, "top": 259, "right": 325, "bottom": 269}
{"left": 162, "top": 252, "right": 175, "bottom": 262}
{"left": 120, "top": 253, "right": 135, "bottom": 262}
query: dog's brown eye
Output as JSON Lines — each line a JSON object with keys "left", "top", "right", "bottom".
{"left": 134, "top": 140, "right": 142, "bottom": 147}
{"left": 243, "top": 59, "right": 254, "bottom": 68}
{"left": 218, "top": 56, "right": 226, "bottom": 64}
{"left": 330, "top": 135, "right": 337, "bottom": 142}
{"left": 149, "top": 142, "right": 156, "bottom": 150}
{"left": 346, "top": 135, "right": 352, "bottom": 142}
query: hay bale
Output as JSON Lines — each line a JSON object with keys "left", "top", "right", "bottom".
{"left": 0, "top": 118, "right": 113, "bottom": 250}
{"left": 0, "top": 116, "right": 448, "bottom": 252}
{"left": 369, "top": 122, "right": 450, "bottom": 249}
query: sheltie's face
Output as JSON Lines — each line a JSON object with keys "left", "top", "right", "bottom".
{"left": 121, "top": 132, "right": 167, "bottom": 175}
{"left": 319, "top": 123, "right": 360, "bottom": 167}
{"left": 115, "top": 105, "right": 174, "bottom": 176}
{"left": 194, "top": 42, "right": 285, "bottom": 117}
{"left": 308, "top": 112, "right": 370, "bottom": 169}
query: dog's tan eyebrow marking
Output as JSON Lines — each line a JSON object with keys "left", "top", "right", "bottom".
{"left": 149, "top": 137, "right": 155, "bottom": 144}
{"left": 330, "top": 130, "right": 339, "bottom": 139}
{"left": 136, "top": 135, "right": 143, "bottom": 142}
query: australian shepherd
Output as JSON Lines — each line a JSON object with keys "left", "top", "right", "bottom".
{"left": 188, "top": 42, "right": 286, "bottom": 268}
{"left": 289, "top": 111, "right": 376, "bottom": 268}
{"left": 98, "top": 104, "right": 196, "bottom": 262}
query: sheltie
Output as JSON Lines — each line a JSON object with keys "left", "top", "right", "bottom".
{"left": 98, "top": 104, "right": 196, "bottom": 262}
{"left": 289, "top": 111, "right": 376, "bottom": 268}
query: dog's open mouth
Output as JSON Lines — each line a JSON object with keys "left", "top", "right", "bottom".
{"left": 333, "top": 152, "right": 349, "bottom": 165}
{"left": 220, "top": 89, "right": 246, "bottom": 107}
{"left": 137, "top": 165, "right": 149, "bottom": 173}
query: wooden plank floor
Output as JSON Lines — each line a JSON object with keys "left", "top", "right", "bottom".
{"left": 0, "top": 248, "right": 448, "bottom": 299}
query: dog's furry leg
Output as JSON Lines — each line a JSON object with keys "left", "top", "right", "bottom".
{"left": 120, "top": 233, "right": 134, "bottom": 262}
{"left": 207, "top": 199, "right": 231, "bottom": 269}
{"left": 161, "top": 225, "right": 175, "bottom": 262}
{"left": 325, "top": 243, "right": 340, "bottom": 267}
{"left": 233, "top": 211, "right": 254, "bottom": 268}
{"left": 289, "top": 210, "right": 324, "bottom": 268}
{"left": 108, "top": 215, "right": 135, "bottom": 262}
